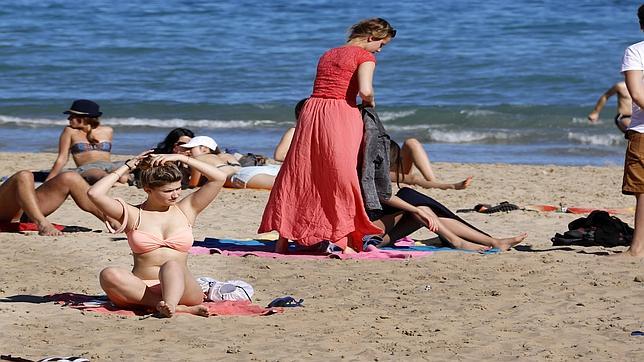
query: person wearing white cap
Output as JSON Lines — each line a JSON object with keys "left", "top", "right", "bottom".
{"left": 179, "top": 136, "right": 280, "bottom": 190}
{"left": 178, "top": 136, "right": 242, "bottom": 188}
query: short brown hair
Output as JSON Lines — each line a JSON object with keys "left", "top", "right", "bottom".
{"left": 348, "top": 18, "right": 396, "bottom": 41}
{"left": 137, "top": 157, "right": 183, "bottom": 188}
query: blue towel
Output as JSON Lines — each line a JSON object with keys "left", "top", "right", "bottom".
{"left": 196, "top": 238, "right": 500, "bottom": 254}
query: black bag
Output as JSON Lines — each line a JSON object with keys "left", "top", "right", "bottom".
{"left": 551, "top": 210, "right": 633, "bottom": 247}
{"left": 238, "top": 153, "right": 268, "bottom": 167}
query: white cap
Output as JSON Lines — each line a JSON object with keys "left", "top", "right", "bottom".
{"left": 179, "top": 136, "right": 218, "bottom": 152}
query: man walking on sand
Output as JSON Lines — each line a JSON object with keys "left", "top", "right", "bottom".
{"left": 588, "top": 81, "right": 632, "bottom": 134}
{"left": 618, "top": 4, "right": 644, "bottom": 258}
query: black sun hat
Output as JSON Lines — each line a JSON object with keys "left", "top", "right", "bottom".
{"left": 63, "top": 99, "right": 102, "bottom": 117}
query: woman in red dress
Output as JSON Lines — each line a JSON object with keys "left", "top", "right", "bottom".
{"left": 259, "top": 18, "right": 396, "bottom": 253}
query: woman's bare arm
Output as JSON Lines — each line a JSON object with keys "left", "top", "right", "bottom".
{"left": 357, "top": 61, "right": 376, "bottom": 107}
{"left": 274, "top": 127, "right": 295, "bottom": 162}
{"left": 46, "top": 128, "right": 73, "bottom": 180}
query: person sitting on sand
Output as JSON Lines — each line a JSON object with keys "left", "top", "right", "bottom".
{"left": 179, "top": 136, "right": 279, "bottom": 190}
{"left": 47, "top": 100, "right": 124, "bottom": 185}
{"left": 0, "top": 170, "right": 111, "bottom": 236}
{"left": 88, "top": 151, "right": 228, "bottom": 317}
{"left": 587, "top": 81, "right": 632, "bottom": 134}
{"left": 274, "top": 99, "right": 471, "bottom": 190}
{"left": 151, "top": 127, "right": 195, "bottom": 189}
{"left": 365, "top": 187, "right": 527, "bottom": 252}
{"left": 153, "top": 127, "right": 195, "bottom": 155}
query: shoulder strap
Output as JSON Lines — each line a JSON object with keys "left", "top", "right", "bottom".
{"left": 134, "top": 206, "right": 142, "bottom": 230}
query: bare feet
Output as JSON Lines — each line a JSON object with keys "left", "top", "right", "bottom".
{"left": 493, "top": 233, "right": 528, "bottom": 251}
{"left": 156, "top": 300, "right": 176, "bottom": 318}
{"left": 342, "top": 246, "right": 357, "bottom": 254}
{"left": 609, "top": 248, "right": 644, "bottom": 259}
{"left": 38, "top": 222, "right": 63, "bottom": 236}
{"left": 453, "top": 176, "right": 474, "bottom": 190}
{"left": 176, "top": 304, "right": 210, "bottom": 317}
{"left": 447, "top": 239, "right": 491, "bottom": 252}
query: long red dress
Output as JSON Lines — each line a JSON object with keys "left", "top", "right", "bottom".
{"left": 258, "top": 45, "right": 382, "bottom": 251}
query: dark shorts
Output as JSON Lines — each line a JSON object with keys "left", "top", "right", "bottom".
{"left": 622, "top": 131, "right": 644, "bottom": 195}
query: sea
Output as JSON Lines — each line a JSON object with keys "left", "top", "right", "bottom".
{"left": 0, "top": 0, "right": 640, "bottom": 166}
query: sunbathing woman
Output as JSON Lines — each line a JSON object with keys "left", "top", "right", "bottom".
{"left": 367, "top": 187, "right": 527, "bottom": 252}
{"left": 88, "top": 152, "right": 228, "bottom": 317}
{"left": 47, "top": 100, "right": 121, "bottom": 185}
{"left": 0, "top": 170, "right": 108, "bottom": 236}
{"left": 153, "top": 127, "right": 195, "bottom": 155}
{"left": 179, "top": 136, "right": 279, "bottom": 190}
{"left": 151, "top": 127, "right": 195, "bottom": 189}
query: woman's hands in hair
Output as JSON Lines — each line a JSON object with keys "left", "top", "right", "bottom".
{"left": 148, "top": 153, "right": 188, "bottom": 167}
{"left": 126, "top": 149, "right": 155, "bottom": 169}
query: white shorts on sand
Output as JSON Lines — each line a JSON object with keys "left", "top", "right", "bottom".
{"left": 230, "top": 165, "right": 280, "bottom": 187}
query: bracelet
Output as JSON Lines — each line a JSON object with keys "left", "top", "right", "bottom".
{"left": 123, "top": 159, "right": 133, "bottom": 170}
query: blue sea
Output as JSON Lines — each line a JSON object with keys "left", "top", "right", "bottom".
{"left": 0, "top": 0, "right": 640, "bottom": 165}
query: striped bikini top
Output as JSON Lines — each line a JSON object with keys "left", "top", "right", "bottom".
{"left": 70, "top": 141, "right": 112, "bottom": 154}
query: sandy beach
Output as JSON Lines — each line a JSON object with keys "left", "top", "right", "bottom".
{"left": 0, "top": 152, "right": 642, "bottom": 361}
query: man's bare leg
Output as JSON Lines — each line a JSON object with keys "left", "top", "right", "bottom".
{"left": 615, "top": 193, "right": 644, "bottom": 258}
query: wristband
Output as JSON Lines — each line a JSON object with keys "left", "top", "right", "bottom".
{"left": 125, "top": 159, "right": 134, "bottom": 170}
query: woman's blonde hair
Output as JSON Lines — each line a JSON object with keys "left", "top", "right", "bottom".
{"left": 347, "top": 18, "right": 396, "bottom": 41}
{"left": 137, "top": 156, "right": 183, "bottom": 188}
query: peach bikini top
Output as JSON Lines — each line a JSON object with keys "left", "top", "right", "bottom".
{"left": 109, "top": 199, "right": 194, "bottom": 254}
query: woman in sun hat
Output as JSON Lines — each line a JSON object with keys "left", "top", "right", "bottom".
{"left": 46, "top": 99, "right": 122, "bottom": 184}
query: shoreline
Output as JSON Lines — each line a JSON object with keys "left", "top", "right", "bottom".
{"left": 0, "top": 150, "right": 628, "bottom": 170}
{"left": 0, "top": 151, "right": 641, "bottom": 360}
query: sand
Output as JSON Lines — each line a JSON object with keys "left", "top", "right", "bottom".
{"left": 0, "top": 152, "right": 642, "bottom": 361}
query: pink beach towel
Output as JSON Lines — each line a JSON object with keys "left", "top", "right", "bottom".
{"left": 46, "top": 293, "right": 282, "bottom": 317}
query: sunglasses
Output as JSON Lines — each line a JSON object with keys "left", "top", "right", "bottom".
{"left": 174, "top": 141, "right": 187, "bottom": 146}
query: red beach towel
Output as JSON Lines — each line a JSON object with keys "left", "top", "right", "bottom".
{"left": 46, "top": 293, "right": 282, "bottom": 317}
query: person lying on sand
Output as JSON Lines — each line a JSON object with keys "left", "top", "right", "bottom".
{"left": 366, "top": 187, "right": 527, "bottom": 252}
{"left": 89, "top": 152, "right": 228, "bottom": 317}
{"left": 179, "top": 136, "right": 279, "bottom": 190}
{"left": 0, "top": 170, "right": 112, "bottom": 236}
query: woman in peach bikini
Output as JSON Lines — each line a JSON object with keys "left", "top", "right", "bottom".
{"left": 88, "top": 152, "right": 228, "bottom": 317}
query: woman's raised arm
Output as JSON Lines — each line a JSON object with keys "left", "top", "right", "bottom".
{"left": 150, "top": 154, "right": 228, "bottom": 218}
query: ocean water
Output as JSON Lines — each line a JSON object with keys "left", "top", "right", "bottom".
{"left": 0, "top": 0, "right": 639, "bottom": 165}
